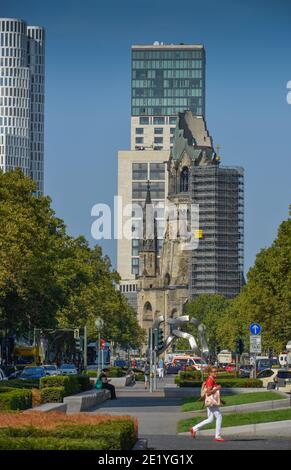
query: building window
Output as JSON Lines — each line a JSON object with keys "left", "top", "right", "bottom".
{"left": 132, "top": 239, "right": 139, "bottom": 256}
{"left": 136, "top": 128, "right": 144, "bottom": 135}
{"left": 135, "top": 137, "right": 144, "bottom": 144}
{"left": 154, "top": 137, "right": 163, "bottom": 144}
{"left": 180, "top": 167, "right": 189, "bottom": 192}
{"left": 139, "top": 117, "right": 149, "bottom": 125}
{"left": 153, "top": 117, "right": 165, "bottom": 125}
{"left": 132, "top": 258, "right": 139, "bottom": 275}
{"left": 132, "top": 163, "right": 148, "bottom": 180}
{"left": 169, "top": 117, "right": 177, "bottom": 125}
{"left": 150, "top": 163, "right": 165, "bottom": 180}
{"left": 154, "top": 128, "right": 163, "bottom": 134}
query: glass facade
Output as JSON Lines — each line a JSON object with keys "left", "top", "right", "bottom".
{"left": 132, "top": 46, "right": 205, "bottom": 117}
{"left": 0, "top": 19, "right": 45, "bottom": 195}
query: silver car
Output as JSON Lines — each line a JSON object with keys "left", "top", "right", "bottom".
{"left": 43, "top": 364, "right": 60, "bottom": 376}
{"left": 59, "top": 363, "right": 78, "bottom": 375}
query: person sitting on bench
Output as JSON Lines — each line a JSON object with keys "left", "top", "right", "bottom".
{"left": 99, "top": 368, "right": 117, "bottom": 399}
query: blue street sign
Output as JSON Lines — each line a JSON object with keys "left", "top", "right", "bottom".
{"left": 249, "top": 323, "right": 262, "bottom": 336}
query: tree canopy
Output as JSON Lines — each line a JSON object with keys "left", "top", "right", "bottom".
{"left": 0, "top": 169, "right": 145, "bottom": 349}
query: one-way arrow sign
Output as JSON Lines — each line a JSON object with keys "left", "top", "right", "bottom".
{"left": 249, "top": 323, "right": 262, "bottom": 336}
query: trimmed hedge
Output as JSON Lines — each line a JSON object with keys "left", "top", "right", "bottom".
{"left": 84, "top": 370, "right": 97, "bottom": 378}
{"left": 107, "top": 367, "right": 125, "bottom": 378}
{"left": 175, "top": 378, "right": 263, "bottom": 388}
{"left": 0, "top": 419, "right": 137, "bottom": 450}
{"left": 76, "top": 375, "right": 92, "bottom": 392}
{"left": 0, "top": 379, "right": 40, "bottom": 390}
{"left": 40, "top": 376, "right": 80, "bottom": 396}
{"left": 40, "top": 386, "right": 65, "bottom": 404}
{"left": 0, "top": 388, "right": 32, "bottom": 410}
{"left": 179, "top": 371, "right": 202, "bottom": 381}
{"left": 84, "top": 368, "right": 125, "bottom": 378}
{"left": 0, "top": 436, "right": 110, "bottom": 450}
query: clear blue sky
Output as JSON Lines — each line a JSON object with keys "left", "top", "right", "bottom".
{"left": 1, "top": 0, "right": 291, "bottom": 275}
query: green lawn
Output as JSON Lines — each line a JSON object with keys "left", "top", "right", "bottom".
{"left": 178, "top": 407, "right": 291, "bottom": 433}
{"left": 181, "top": 391, "right": 285, "bottom": 412}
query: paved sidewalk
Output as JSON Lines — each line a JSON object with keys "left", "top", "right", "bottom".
{"left": 87, "top": 378, "right": 291, "bottom": 449}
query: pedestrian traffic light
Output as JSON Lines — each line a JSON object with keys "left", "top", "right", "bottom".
{"left": 100, "top": 339, "right": 105, "bottom": 350}
{"left": 236, "top": 338, "right": 244, "bottom": 355}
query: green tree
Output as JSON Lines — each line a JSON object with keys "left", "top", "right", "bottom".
{"left": 217, "top": 218, "right": 291, "bottom": 353}
{"left": 181, "top": 294, "right": 230, "bottom": 355}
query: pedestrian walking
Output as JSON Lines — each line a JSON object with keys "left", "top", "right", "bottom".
{"left": 189, "top": 366, "right": 225, "bottom": 442}
{"left": 144, "top": 361, "right": 150, "bottom": 389}
{"left": 157, "top": 357, "right": 165, "bottom": 380}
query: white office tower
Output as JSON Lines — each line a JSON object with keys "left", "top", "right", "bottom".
{"left": 0, "top": 18, "right": 45, "bottom": 194}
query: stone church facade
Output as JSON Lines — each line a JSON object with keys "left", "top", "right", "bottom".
{"left": 136, "top": 110, "right": 219, "bottom": 340}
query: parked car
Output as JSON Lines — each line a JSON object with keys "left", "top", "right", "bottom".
{"left": 180, "top": 357, "right": 208, "bottom": 372}
{"left": 59, "top": 363, "right": 78, "bottom": 375}
{"left": 0, "top": 365, "right": 21, "bottom": 380}
{"left": 20, "top": 366, "right": 46, "bottom": 380}
{"left": 238, "top": 364, "right": 253, "bottom": 378}
{"left": 225, "top": 363, "right": 236, "bottom": 373}
{"left": 43, "top": 364, "right": 60, "bottom": 376}
{"left": 276, "top": 368, "right": 291, "bottom": 392}
{"left": 113, "top": 359, "right": 129, "bottom": 368}
{"left": 165, "top": 361, "right": 183, "bottom": 374}
{"left": 0, "top": 367, "right": 8, "bottom": 381}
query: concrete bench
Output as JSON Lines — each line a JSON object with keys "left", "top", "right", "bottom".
{"left": 64, "top": 388, "right": 110, "bottom": 413}
{"left": 91, "top": 375, "right": 134, "bottom": 388}
{"left": 25, "top": 403, "right": 67, "bottom": 413}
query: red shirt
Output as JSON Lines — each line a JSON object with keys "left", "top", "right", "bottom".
{"left": 205, "top": 376, "right": 216, "bottom": 390}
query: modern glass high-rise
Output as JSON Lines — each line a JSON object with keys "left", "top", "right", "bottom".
{"left": 131, "top": 42, "right": 205, "bottom": 151}
{"left": 0, "top": 18, "right": 45, "bottom": 194}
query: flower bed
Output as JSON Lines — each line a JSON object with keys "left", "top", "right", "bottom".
{"left": 0, "top": 412, "right": 137, "bottom": 450}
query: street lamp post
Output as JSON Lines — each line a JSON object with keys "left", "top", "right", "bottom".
{"left": 95, "top": 318, "right": 104, "bottom": 379}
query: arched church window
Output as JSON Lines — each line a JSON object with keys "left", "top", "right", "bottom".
{"left": 180, "top": 167, "right": 189, "bottom": 192}
{"left": 164, "top": 273, "right": 171, "bottom": 286}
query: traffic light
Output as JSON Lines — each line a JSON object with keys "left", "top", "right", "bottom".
{"left": 236, "top": 338, "right": 244, "bottom": 355}
{"left": 268, "top": 347, "right": 273, "bottom": 359}
{"left": 157, "top": 327, "right": 164, "bottom": 353}
{"left": 75, "top": 337, "right": 81, "bottom": 352}
{"left": 100, "top": 339, "right": 105, "bottom": 350}
{"left": 73, "top": 329, "right": 79, "bottom": 339}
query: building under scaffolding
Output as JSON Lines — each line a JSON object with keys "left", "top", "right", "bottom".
{"left": 190, "top": 164, "right": 244, "bottom": 298}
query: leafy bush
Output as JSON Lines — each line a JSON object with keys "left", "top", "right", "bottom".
{"left": 179, "top": 371, "right": 202, "bottom": 381}
{"left": 0, "top": 436, "right": 110, "bottom": 450}
{"left": 0, "top": 379, "right": 39, "bottom": 389}
{"left": 107, "top": 367, "right": 125, "bottom": 378}
{"left": 0, "top": 388, "right": 32, "bottom": 410}
{"left": 84, "top": 370, "right": 97, "bottom": 378}
{"left": 0, "top": 418, "right": 137, "bottom": 450}
{"left": 175, "top": 378, "right": 263, "bottom": 388}
{"left": 76, "top": 375, "right": 92, "bottom": 392}
{"left": 135, "top": 373, "right": 144, "bottom": 382}
{"left": 40, "top": 386, "right": 65, "bottom": 404}
{"left": 40, "top": 376, "right": 80, "bottom": 396}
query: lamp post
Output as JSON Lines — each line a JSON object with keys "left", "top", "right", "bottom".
{"left": 95, "top": 318, "right": 104, "bottom": 378}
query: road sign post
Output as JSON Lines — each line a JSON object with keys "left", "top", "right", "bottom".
{"left": 249, "top": 323, "right": 262, "bottom": 380}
